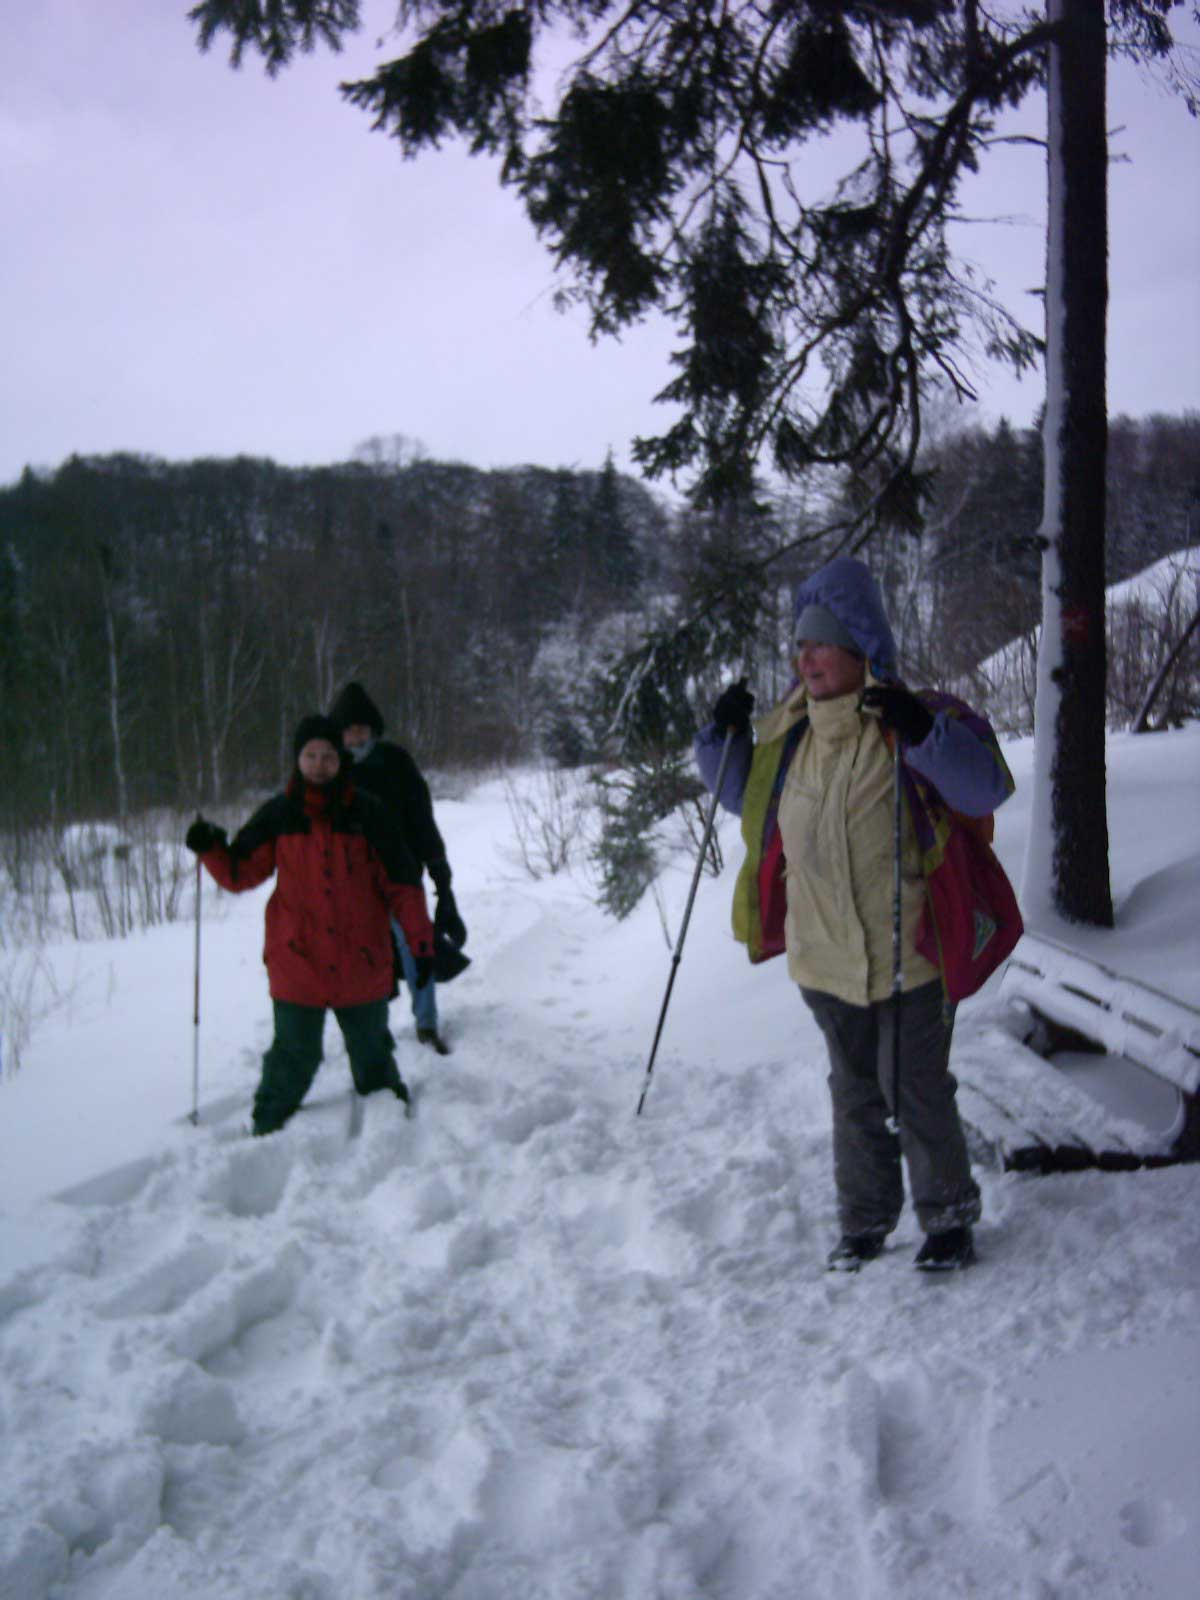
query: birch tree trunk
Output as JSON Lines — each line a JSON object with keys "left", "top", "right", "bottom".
{"left": 311, "top": 614, "right": 340, "bottom": 712}
{"left": 198, "top": 604, "right": 264, "bottom": 804}
{"left": 1022, "top": 0, "right": 1114, "bottom": 927}
{"left": 98, "top": 550, "right": 130, "bottom": 823}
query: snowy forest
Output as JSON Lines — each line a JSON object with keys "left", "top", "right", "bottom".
{"left": 2, "top": 409, "right": 1197, "bottom": 834}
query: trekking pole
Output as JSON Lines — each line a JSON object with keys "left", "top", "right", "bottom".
{"left": 636, "top": 727, "right": 736, "bottom": 1116}
{"left": 887, "top": 742, "right": 904, "bottom": 1135}
{"left": 190, "top": 854, "right": 202, "bottom": 1126}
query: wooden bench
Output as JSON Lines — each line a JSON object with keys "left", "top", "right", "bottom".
{"left": 953, "top": 933, "right": 1200, "bottom": 1173}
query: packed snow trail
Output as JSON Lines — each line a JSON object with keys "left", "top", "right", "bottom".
{"left": 2, "top": 757, "right": 1200, "bottom": 1599}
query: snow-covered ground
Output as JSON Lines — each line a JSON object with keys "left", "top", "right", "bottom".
{"left": 2, "top": 728, "right": 1198, "bottom": 1600}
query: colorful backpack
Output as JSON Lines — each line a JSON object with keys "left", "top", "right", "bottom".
{"left": 913, "top": 805, "right": 1024, "bottom": 1002}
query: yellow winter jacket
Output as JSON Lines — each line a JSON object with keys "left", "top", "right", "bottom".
{"left": 776, "top": 689, "right": 938, "bottom": 1004}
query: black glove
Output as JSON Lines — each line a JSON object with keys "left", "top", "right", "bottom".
{"left": 185, "top": 817, "right": 226, "bottom": 855}
{"left": 428, "top": 860, "right": 452, "bottom": 898}
{"left": 413, "top": 954, "right": 435, "bottom": 990}
{"left": 434, "top": 887, "right": 467, "bottom": 949}
{"left": 711, "top": 678, "right": 754, "bottom": 738}
{"left": 433, "top": 933, "right": 471, "bottom": 983}
{"left": 859, "top": 685, "right": 935, "bottom": 746}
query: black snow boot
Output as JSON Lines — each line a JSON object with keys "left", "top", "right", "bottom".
{"left": 826, "top": 1233, "right": 887, "bottom": 1273}
{"left": 914, "top": 1226, "right": 976, "bottom": 1272}
{"left": 417, "top": 1027, "right": 451, "bottom": 1057}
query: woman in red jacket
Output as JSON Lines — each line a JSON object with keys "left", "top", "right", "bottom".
{"left": 186, "top": 715, "right": 435, "bottom": 1134}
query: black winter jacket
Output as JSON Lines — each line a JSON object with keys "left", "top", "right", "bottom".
{"left": 349, "top": 741, "right": 448, "bottom": 883}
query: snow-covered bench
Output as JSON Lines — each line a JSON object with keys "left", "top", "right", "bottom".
{"left": 954, "top": 933, "right": 1200, "bottom": 1173}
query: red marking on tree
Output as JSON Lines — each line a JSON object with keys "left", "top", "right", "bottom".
{"left": 1062, "top": 604, "right": 1090, "bottom": 644}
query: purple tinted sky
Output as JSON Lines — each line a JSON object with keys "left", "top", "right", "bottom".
{"left": 2, "top": 1, "right": 1197, "bottom": 490}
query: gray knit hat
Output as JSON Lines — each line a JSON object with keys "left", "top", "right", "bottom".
{"left": 794, "top": 602, "right": 861, "bottom": 654}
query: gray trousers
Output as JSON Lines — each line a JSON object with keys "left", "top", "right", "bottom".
{"left": 800, "top": 980, "right": 981, "bottom": 1237}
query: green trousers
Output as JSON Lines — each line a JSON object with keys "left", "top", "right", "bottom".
{"left": 253, "top": 999, "right": 404, "bottom": 1135}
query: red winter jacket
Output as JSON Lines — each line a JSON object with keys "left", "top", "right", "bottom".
{"left": 199, "top": 777, "right": 433, "bottom": 1010}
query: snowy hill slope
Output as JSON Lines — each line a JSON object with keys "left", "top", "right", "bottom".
{"left": 953, "top": 545, "right": 1200, "bottom": 734}
{"left": 1, "top": 731, "right": 1199, "bottom": 1599}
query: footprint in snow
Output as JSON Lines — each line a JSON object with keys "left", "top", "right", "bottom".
{"left": 199, "top": 1140, "right": 294, "bottom": 1219}
{"left": 411, "top": 1176, "right": 459, "bottom": 1230}
{"left": 137, "top": 1359, "right": 246, "bottom": 1447}
{"left": 168, "top": 1243, "right": 307, "bottom": 1372}
{"left": 3, "top": 1436, "right": 165, "bottom": 1580}
{"left": 1118, "top": 1495, "right": 1189, "bottom": 1549}
{"left": 492, "top": 1090, "right": 574, "bottom": 1146}
{"left": 96, "top": 1239, "right": 228, "bottom": 1320}
{"left": 841, "top": 1358, "right": 992, "bottom": 1519}
{"left": 445, "top": 1220, "right": 507, "bottom": 1273}
{"left": 367, "top": 1401, "right": 456, "bottom": 1491}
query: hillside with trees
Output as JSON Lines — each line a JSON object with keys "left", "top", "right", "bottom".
{"left": 2, "top": 411, "right": 1196, "bottom": 842}
{"left": 0, "top": 450, "right": 667, "bottom": 827}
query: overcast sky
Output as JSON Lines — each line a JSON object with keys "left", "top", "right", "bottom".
{"left": 2, "top": 1, "right": 1198, "bottom": 492}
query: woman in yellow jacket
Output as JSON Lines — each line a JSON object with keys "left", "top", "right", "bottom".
{"left": 696, "top": 558, "right": 1016, "bottom": 1273}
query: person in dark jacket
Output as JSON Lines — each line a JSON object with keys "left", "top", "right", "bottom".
{"left": 329, "top": 682, "right": 466, "bottom": 1056}
{"left": 185, "top": 714, "right": 434, "bottom": 1135}
{"left": 696, "top": 558, "right": 1017, "bottom": 1273}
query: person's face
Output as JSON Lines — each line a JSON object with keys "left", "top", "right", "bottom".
{"left": 341, "top": 723, "right": 374, "bottom": 751}
{"left": 297, "top": 739, "right": 341, "bottom": 785}
{"left": 794, "top": 641, "right": 866, "bottom": 701}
